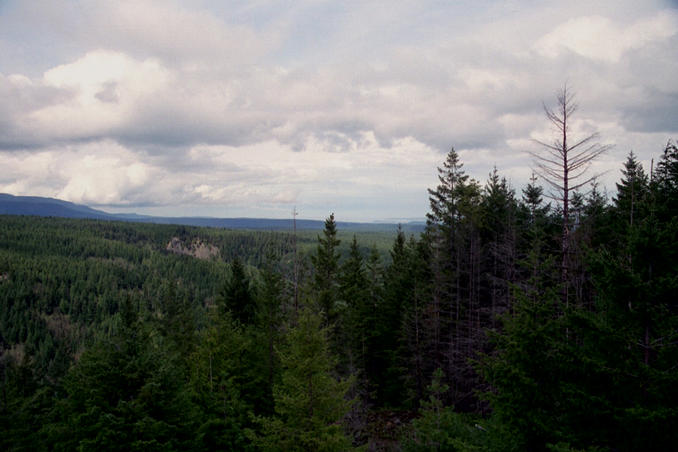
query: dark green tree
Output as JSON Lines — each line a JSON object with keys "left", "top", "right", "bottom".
{"left": 426, "top": 146, "right": 483, "bottom": 409}
{"left": 311, "top": 214, "right": 341, "bottom": 324}
{"left": 614, "top": 151, "right": 649, "bottom": 230}
{"left": 254, "top": 307, "right": 356, "bottom": 451}
{"left": 158, "top": 283, "right": 196, "bottom": 363}
{"left": 44, "top": 297, "right": 199, "bottom": 451}
{"left": 402, "top": 368, "right": 485, "bottom": 451}
{"left": 376, "top": 226, "right": 414, "bottom": 406}
{"left": 218, "top": 257, "right": 255, "bottom": 324}
{"left": 480, "top": 167, "right": 517, "bottom": 328}
{"left": 253, "top": 252, "right": 287, "bottom": 413}
{"left": 189, "top": 310, "right": 252, "bottom": 450}
{"left": 338, "top": 235, "right": 370, "bottom": 376}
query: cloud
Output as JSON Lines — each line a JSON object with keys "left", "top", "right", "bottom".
{"left": 0, "top": 0, "right": 677, "bottom": 219}
{"left": 0, "top": 133, "right": 442, "bottom": 220}
{"left": 534, "top": 11, "right": 678, "bottom": 62}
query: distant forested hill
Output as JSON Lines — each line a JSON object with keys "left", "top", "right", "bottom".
{"left": 0, "top": 193, "right": 425, "bottom": 233}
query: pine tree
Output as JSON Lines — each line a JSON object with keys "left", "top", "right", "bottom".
{"left": 614, "top": 151, "right": 648, "bottom": 229}
{"left": 376, "top": 226, "right": 413, "bottom": 406}
{"left": 425, "top": 146, "right": 483, "bottom": 409}
{"left": 254, "top": 252, "right": 286, "bottom": 413}
{"left": 338, "top": 235, "right": 370, "bottom": 375}
{"left": 44, "top": 298, "right": 199, "bottom": 450}
{"left": 522, "top": 172, "right": 549, "bottom": 227}
{"left": 218, "top": 257, "right": 255, "bottom": 324}
{"left": 480, "top": 167, "right": 517, "bottom": 328}
{"left": 254, "top": 308, "right": 355, "bottom": 451}
{"left": 190, "top": 310, "right": 252, "bottom": 449}
{"left": 311, "top": 214, "right": 341, "bottom": 324}
{"left": 158, "top": 282, "right": 196, "bottom": 362}
{"left": 518, "top": 173, "right": 555, "bottom": 297}
{"left": 402, "top": 368, "right": 484, "bottom": 451}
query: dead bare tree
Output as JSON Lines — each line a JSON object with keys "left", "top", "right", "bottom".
{"left": 528, "top": 85, "right": 611, "bottom": 305}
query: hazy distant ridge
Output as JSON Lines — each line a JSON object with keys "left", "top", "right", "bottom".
{"left": 0, "top": 193, "right": 424, "bottom": 232}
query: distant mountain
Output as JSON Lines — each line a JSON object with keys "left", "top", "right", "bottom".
{"left": 0, "top": 193, "right": 118, "bottom": 220}
{"left": 0, "top": 193, "right": 425, "bottom": 233}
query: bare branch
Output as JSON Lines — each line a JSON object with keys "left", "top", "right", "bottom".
{"left": 528, "top": 84, "right": 611, "bottom": 301}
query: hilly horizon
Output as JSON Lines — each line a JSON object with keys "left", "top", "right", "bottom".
{"left": 0, "top": 193, "right": 425, "bottom": 233}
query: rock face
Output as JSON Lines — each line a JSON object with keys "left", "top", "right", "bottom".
{"left": 166, "top": 237, "right": 220, "bottom": 260}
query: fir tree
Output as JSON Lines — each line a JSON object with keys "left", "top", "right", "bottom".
{"left": 254, "top": 307, "right": 355, "bottom": 451}
{"left": 311, "top": 214, "right": 341, "bottom": 324}
{"left": 376, "top": 226, "right": 413, "bottom": 406}
{"left": 614, "top": 151, "right": 648, "bottom": 229}
{"left": 338, "top": 235, "right": 370, "bottom": 375}
{"left": 402, "top": 368, "right": 485, "bottom": 451}
{"left": 218, "top": 257, "right": 255, "bottom": 324}
{"left": 190, "top": 310, "right": 252, "bottom": 450}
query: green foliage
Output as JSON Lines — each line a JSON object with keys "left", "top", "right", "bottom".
{"left": 189, "top": 310, "right": 253, "bottom": 450}
{"left": 43, "top": 304, "right": 199, "bottom": 451}
{"left": 311, "top": 214, "right": 341, "bottom": 323}
{"left": 373, "top": 226, "right": 414, "bottom": 406}
{"left": 218, "top": 256, "right": 256, "bottom": 324}
{"left": 254, "top": 307, "right": 356, "bottom": 451}
{"left": 402, "top": 368, "right": 486, "bottom": 452}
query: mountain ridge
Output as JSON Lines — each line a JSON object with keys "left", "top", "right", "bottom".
{"left": 0, "top": 193, "right": 425, "bottom": 232}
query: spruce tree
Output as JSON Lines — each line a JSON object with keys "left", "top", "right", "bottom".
{"left": 254, "top": 252, "right": 286, "bottom": 413}
{"left": 480, "top": 167, "right": 517, "bottom": 328}
{"left": 338, "top": 235, "right": 370, "bottom": 375}
{"left": 218, "top": 257, "right": 255, "bottom": 324}
{"left": 190, "top": 310, "right": 252, "bottom": 450}
{"left": 614, "top": 151, "right": 648, "bottom": 229}
{"left": 44, "top": 298, "right": 199, "bottom": 450}
{"left": 376, "top": 226, "right": 413, "bottom": 406}
{"left": 311, "top": 214, "right": 341, "bottom": 324}
{"left": 425, "top": 146, "right": 483, "bottom": 409}
{"left": 254, "top": 307, "right": 355, "bottom": 451}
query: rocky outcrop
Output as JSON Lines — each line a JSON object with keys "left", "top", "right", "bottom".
{"left": 166, "top": 237, "right": 220, "bottom": 260}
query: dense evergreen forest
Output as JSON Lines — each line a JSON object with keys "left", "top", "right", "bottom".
{"left": 1, "top": 138, "right": 677, "bottom": 451}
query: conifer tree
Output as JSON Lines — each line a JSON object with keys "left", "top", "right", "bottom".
{"left": 254, "top": 307, "right": 355, "bottom": 451}
{"left": 190, "top": 310, "right": 252, "bottom": 449}
{"left": 481, "top": 167, "right": 517, "bottom": 328}
{"left": 614, "top": 151, "right": 649, "bottom": 229}
{"left": 376, "top": 226, "right": 413, "bottom": 406}
{"left": 218, "top": 257, "right": 255, "bottom": 324}
{"left": 311, "top": 214, "right": 341, "bottom": 324}
{"left": 158, "top": 282, "right": 196, "bottom": 362}
{"left": 45, "top": 297, "right": 199, "bottom": 450}
{"left": 425, "top": 146, "right": 483, "bottom": 409}
{"left": 402, "top": 368, "right": 484, "bottom": 451}
{"left": 518, "top": 173, "right": 554, "bottom": 295}
{"left": 338, "top": 235, "right": 370, "bottom": 375}
{"left": 254, "top": 252, "right": 286, "bottom": 412}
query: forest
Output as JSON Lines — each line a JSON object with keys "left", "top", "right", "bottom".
{"left": 1, "top": 133, "right": 678, "bottom": 450}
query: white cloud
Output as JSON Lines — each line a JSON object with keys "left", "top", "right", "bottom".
{"left": 25, "top": 51, "right": 171, "bottom": 140}
{"left": 534, "top": 11, "right": 678, "bottom": 62}
{"left": 1, "top": 0, "right": 677, "bottom": 219}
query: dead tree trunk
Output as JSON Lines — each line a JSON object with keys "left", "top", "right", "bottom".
{"left": 529, "top": 84, "right": 610, "bottom": 306}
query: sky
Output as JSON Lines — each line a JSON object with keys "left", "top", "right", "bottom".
{"left": 1, "top": 0, "right": 677, "bottom": 222}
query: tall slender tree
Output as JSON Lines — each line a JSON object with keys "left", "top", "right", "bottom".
{"left": 425, "top": 146, "right": 483, "bottom": 409}
{"left": 312, "top": 214, "right": 341, "bottom": 324}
